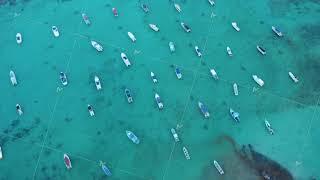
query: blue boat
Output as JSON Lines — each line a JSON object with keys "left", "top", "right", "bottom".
{"left": 126, "top": 130, "right": 140, "bottom": 144}
{"left": 99, "top": 161, "right": 112, "bottom": 176}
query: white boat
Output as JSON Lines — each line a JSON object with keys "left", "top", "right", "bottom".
{"left": 182, "top": 147, "right": 190, "bottom": 160}
{"left": 87, "top": 104, "right": 95, "bottom": 116}
{"left": 127, "top": 32, "right": 136, "bottom": 42}
{"left": 149, "top": 24, "right": 159, "bottom": 32}
{"left": 121, "top": 53, "right": 131, "bottom": 67}
{"left": 170, "top": 128, "right": 179, "bottom": 142}
{"left": 64, "top": 154, "right": 72, "bottom": 169}
{"left": 16, "top": 104, "right": 23, "bottom": 115}
{"left": 174, "top": 3, "right": 182, "bottom": 13}
{"left": 175, "top": 67, "right": 182, "bottom": 79}
{"left": 125, "top": 88, "right": 133, "bottom": 103}
{"left": 195, "top": 46, "right": 202, "bottom": 57}
{"left": 271, "top": 26, "right": 283, "bottom": 37}
{"left": 82, "top": 13, "right": 91, "bottom": 25}
{"left": 150, "top": 72, "right": 158, "bottom": 83}
{"left": 59, "top": 72, "right": 68, "bottom": 86}
{"left": 265, "top": 120, "right": 274, "bottom": 135}
{"left": 257, "top": 45, "right": 266, "bottom": 55}
{"left": 169, "top": 42, "right": 175, "bottom": 52}
{"left": 94, "top": 76, "right": 102, "bottom": 90}
{"left": 0, "top": 146, "right": 2, "bottom": 160}
{"left": 16, "top": 33, "right": 22, "bottom": 44}
{"left": 213, "top": 160, "right": 224, "bottom": 175}
{"left": 155, "top": 93, "right": 164, "bottom": 109}
{"left": 51, "top": 26, "right": 60, "bottom": 37}
{"left": 288, "top": 72, "right": 299, "bottom": 83}
{"left": 231, "top": 22, "right": 240, "bottom": 32}
{"left": 252, "top": 75, "right": 264, "bottom": 87}
{"left": 91, "top": 40, "right": 103, "bottom": 52}
{"left": 227, "top": 46, "right": 232, "bottom": 56}
{"left": 9, "top": 70, "right": 17, "bottom": 86}
{"left": 181, "top": 22, "right": 191, "bottom": 33}
{"left": 208, "top": 0, "right": 215, "bottom": 6}
{"left": 210, "top": 68, "right": 219, "bottom": 80}
{"left": 233, "top": 83, "right": 238, "bottom": 96}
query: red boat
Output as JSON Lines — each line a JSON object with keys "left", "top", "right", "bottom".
{"left": 64, "top": 154, "right": 72, "bottom": 169}
{"left": 112, "top": 8, "right": 118, "bottom": 17}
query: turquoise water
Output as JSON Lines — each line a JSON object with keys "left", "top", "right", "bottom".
{"left": 0, "top": 0, "right": 320, "bottom": 179}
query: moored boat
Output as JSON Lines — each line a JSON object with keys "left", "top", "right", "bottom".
{"left": 170, "top": 128, "right": 180, "bottom": 142}
{"left": 149, "top": 24, "right": 159, "bottom": 32}
{"left": 64, "top": 153, "right": 72, "bottom": 169}
{"left": 252, "top": 75, "right": 264, "bottom": 87}
{"left": 16, "top": 33, "right": 22, "bottom": 44}
{"left": 125, "top": 88, "right": 133, "bottom": 103}
{"left": 100, "top": 161, "right": 112, "bottom": 176}
{"left": 121, "top": 52, "right": 131, "bottom": 67}
{"left": 155, "top": 93, "right": 164, "bottom": 109}
{"left": 198, "top": 101, "right": 210, "bottom": 118}
{"left": 126, "top": 130, "right": 140, "bottom": 144}
{"left": 181, "top": 22, "right": 191, "bottom": 33}
{"left": 288, "top": 72, "right": 299, "bottom": 83}
{"left": 271, "top": 26, "right": 283, "bottom": 37}
{"left": 257, "top": 45, "right": 266, "bottom": 55}
{"left": 182, "top": 147, "right": 191, "bottom": 160}
{"left": 231, "top": 22, "right": 240, "bottom": 32}
{"left": 52, "top": 26, "right": 60, "bottom": 37}
{"left": 91, "top": 40, "right": 103, "bottom": 52}
{"left": 9, "top": 70, "right": 17, "bottom": 86}
{"left": 82, "top": 13, "right": 91, "bottom": 25}
{"left": 127, "top": 32, "right": 136, "bottom": 42}
{"left": 229, "top": 108, "right": 240, "bottom": 122}
{"left": 213, "top": 160, "right": 224, "bottom": 175}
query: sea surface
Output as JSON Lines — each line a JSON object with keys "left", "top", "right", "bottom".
{"left": 0, "top": 0, "right": 319, "bottom": 179}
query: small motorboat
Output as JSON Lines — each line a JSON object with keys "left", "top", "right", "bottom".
{"left": 175, "top": 67, "right": 182, "bottom": 79}
{"left": 91, "top": 40, "right": 103, "bottom": 52}
{"left": 141, "top": 3, "right": 149, "bottom": 13}
{"left": 150, "top": 72, "right": 158, "bottom": 83}
{"left": 182, "top": 147, "right": 190, "bottom": 160}
{"left": 82, "top": 13, "right": 91, "bottom": 25}
{"left": 195, "top": 46, "right": 202, "bottom": 57}
{"left": 0, "top": 146, "right": 2, "bottom": 160}
{"left": 174, "top": 3, "right": 182, "bottom": 13}
{"left": 52, "top": 26, "right": 60, "bottom": 37}
{"left": 257, "top": 45, "right": 266, "bottom": 55}
{"left": 94, "top": 76, "right": 102, "bottom": 90}
{"left": 169, "top": 41, "right": 175, "bottom": 52}
{"left": 59, "top": 72, "right": 68, "bottom": 86}
{"left": 181, "top": 22, "right": 191, "bottom": 33}
{"left": 198, "top": 101, "right": 210, "bottom": 118}
{"left": 127, "top": 32, "right": 136, "bottom": 42}
{"left": 9, "top": 70, "right": 17, "bottom": 86}
{"left": 252, "top": 75, "right": 264, "bottom": 87}
{"left": 125, "top": 88, "right": 133, "bottom": 103}
{"left": 99, "top": 161, "right": 112, "bottom": 176}
{"left": 87, "top": 104, "right": 95, "bottom": 116}
{"left": 213, "top": 160, "right": 224, "bottom": 175}
{"left": 16, "top": 33, "right": 22, "bottom": 44}
{"left": 231, "top": 22, "right": 240, "bottom": 32}
{"left": 16, "top": 104, "right": 23, "bottom": 115}
{"left": 210, "top": 68, "right": 219, "bottom": 80}
{"left": 170, "top": 128, "right": 179, "bottom": 142}
{"left": 289, "top": 72, "right": 299, "bottom": 83}
{"left": 229, "top": 108, "right": 240, "bottom": 122}
{"left": 155, "top": 93, "right": 164, "bottom": 109}
{"left": 227, "top": 46, "right": 232, "bottom": 56}
{"left": 149, "top": 24, "right": 159, "bottom": 32}
{"left": 126, "top": 130, "right": 140, "bottom": 144}
{"left": 64, "top": 153, "right": 72, "bottom": 169}
{"left": 272, "top": 26, "right": 283, "bottom": 37}
{"left": 112, "top": 8, "right": 118, "bottom": 17}
{"left": 233, "top": 83, "right": 239, "bottom": 96}
{"left": 121, "top": 53, "right": 131, "bottom": 67}
{"left": 208, "top": 0, "right": 215, "bottom": 6}
{"left": 265, "top": 120, "right": 274, "bottom": 135}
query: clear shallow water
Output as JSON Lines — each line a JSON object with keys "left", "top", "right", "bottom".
{"left": 0, "top": 0, "right": 319, "bottom": 179}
